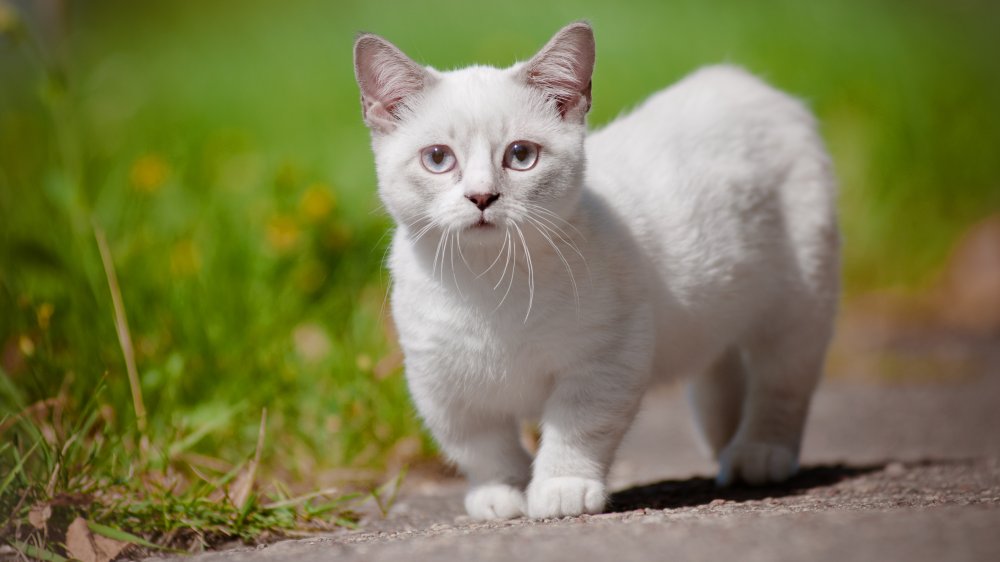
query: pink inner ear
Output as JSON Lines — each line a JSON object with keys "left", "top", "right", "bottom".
{"left": 355, "top": 36, "right": 427, "bottom": 121}
{"left": 523, "top": 24, "right": 595, "bottom": 118}
{"left": 529, "top": 77, "right": 591, "bottom": 117}
{"left": 527, "top": 71, "right": 593, "bottom": 118}
{"left": 368, "top": 57, "right": 421, "bottom": 117}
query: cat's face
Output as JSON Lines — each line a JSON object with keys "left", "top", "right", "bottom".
{"left": 354, "top": 23, "right": 595, "bottom": 246}
{"left": 370, "top": 66, "right": 587, "bottom": 241}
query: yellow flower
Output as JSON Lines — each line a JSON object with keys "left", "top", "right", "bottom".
{"left": 169, "top": 238, "right": 201, "bottom": 277}
{"left": 299, "top": 184, "right": 336, "bottom": 222}
{"left": 129, "top": 153, "right": 170, "bottom": 194}
{"left": 266, "top": 214, "right": 301, "bottom": 253}
{"left": 18, "top": 335, "right": 34, "bottom": 357}
{"left": 36, "top": 303, "right": 54, "bottom": 330}
{"left": 356, "top": 354, "right": 373, "bottom": 371}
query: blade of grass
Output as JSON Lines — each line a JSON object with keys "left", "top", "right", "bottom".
{"left": 384, "top": 467, "right": 407, "bottom": 513}
{"left": 9, "top": 540, "right": 67, "bottom": 562}
{"left": 262, "top": 487, "right": 349, "bottom": 510}
{"left": 234, "top": 407, "right": 266, "bottom": 509}
{"left": 166, "top": 404, "right": 242, "bottom": 460}
{"left": 208, "top": 459, "right": 248, "bottom": 493}
{"left": 0, "top": 442, "right": 40, "bottom": 497}
{"left": 370, "top": 466, "right": 408, "bottom": 518}
{"left": 93, "top": 222, "right": 147, "bottom": 437}
{"left": 333, "top": 516, "right": 360, "bottom": 530}
{"left": 86, "top": 520, "right": 185, "bottom": 553}
{"left": 235, "top": 492, "right": 257, "bottom": 528}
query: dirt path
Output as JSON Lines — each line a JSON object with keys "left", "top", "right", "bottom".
{"left": 147, "top": 338, "right": 1000, "bottom": 561}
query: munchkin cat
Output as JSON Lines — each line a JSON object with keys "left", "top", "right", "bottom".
{"left": 353, "top": 22, "right": 838, "bottom": 520}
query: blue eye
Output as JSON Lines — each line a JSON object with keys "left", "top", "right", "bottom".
{"left": 503, "top": 141, "right": 540, "bottom": 171}
{"left": 420, "top": 145, "right": 457, "bottom": 173}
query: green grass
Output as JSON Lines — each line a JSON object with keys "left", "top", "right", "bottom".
{"left": 2, "top": 0, "right": 999, "bottom": 555}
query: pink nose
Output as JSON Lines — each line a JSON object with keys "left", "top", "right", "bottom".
{"left": 466, "top": 193, "right": 500, "bottom": 211}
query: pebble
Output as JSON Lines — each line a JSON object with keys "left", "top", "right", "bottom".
{"left": 885, "top": 462, "right": 906, "bottom": 477}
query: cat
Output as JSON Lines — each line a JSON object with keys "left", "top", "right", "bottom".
{"left": 353, "top": 21, "right": 839, "bottom": 520}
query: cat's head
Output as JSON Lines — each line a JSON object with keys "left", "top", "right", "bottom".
{"left": 353, "top": 23, "right": 595, "bottom": 243}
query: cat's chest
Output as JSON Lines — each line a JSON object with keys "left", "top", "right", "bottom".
{"left": 402, "top": 293, "right": 561, "bottom": 361}
{"left": 392, "top": 282, "right": 572, "bottom": 415}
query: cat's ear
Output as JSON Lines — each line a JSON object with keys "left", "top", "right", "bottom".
{"left": 353, "top": 34, "right": 433, "bottom": 134}
{"left": 520, "top": 22, "right": 595, "bottom": 121}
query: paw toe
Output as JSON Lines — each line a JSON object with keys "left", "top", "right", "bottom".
{"left": 717, "top": 442, "right": 798, "bottom": 486}
{"left": 527, "top": 477, "right": 606, "bottom": 519}
{"left": 465, "top": 484, "right": 526, "bottom": 520}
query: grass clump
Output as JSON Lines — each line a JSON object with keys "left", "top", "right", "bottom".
{"left": 0, "top": 391, "right": 375, "bottom": 558}
{"left": 1, "top": 390, "right": 407, "bottom": 557}
{"left": 1, "top": 1, "right": 421, "bottom": 555}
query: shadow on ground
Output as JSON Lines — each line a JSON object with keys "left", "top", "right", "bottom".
{"left": 608, "top": 463, "right": 884, "bottom": 512}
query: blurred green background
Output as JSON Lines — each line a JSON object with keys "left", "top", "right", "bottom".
{"left": 2, "top": 0, "right": 999, "bottom": 486}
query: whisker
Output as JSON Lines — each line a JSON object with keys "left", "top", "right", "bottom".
{"left": 493, "top": 228, "right": 513, "bottom": 291}
{"left": 441, "top": 227, "right": 453, "bottom": 285}
{"left": 526, "top": 219, "right": 580, "bottom": 312}
{"left": 494, "top": 227, "right": 516, "bottom": 313}
{"left": 403, "top": 210, "right": 436, "bottom": 238}
{"left": 456, "top": 228, "right": 474, "bottom": 273}
{"left": 525, "top": 202, "right": 587, "bottom": 241}
{"left": 523, "top": 206, "right": 574, "bottom": 241}
{"left": 378, "top": 228, "right": 395, "bottom": 285}
{"left": 524, "top": 208, "right": 578, "bottom": 249}
{"left": 410, "top": 219, "right": 437, "bottom": 245}
{"left": 513, "top": 223, "right": 534, "bottom": 323}
{"left": 479, "top": 228, "right": 510, "bottom": 280}
{"left": 525, "top": 212, "right": 591, "bottom": 281}
{"left": 371, "top": 227, "right": 394, "bottom": 257}
{"left": 449, "top": 230, "right": 464, "bottom": 298}
{"left": 380, "top": 277, "right": 393, "bottom": 325}
{"left": 432, "top": 227, "right": 448, "bottom": 282}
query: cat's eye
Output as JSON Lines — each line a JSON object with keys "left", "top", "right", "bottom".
{"left": 503, "top": 141, "right": 540, "bottom": 171}
{"left": 419, "top": 145, "right": 457, "bottom": 174}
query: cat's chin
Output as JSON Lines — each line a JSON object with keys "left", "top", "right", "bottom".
{"left": 466, "top": 218, "right": 499, "bottom": 232}
{"left": 460, "top": 219, "right": 506, "bottom": 244}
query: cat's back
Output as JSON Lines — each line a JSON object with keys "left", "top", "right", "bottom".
{"left": 586, "top": 64, "right": 822, "bottom": 196}
{"left": 584, "top": 63, "right": 834, "bottom": 259}
{"left": 583, "top": 64, "right": 837, "bottom": 356}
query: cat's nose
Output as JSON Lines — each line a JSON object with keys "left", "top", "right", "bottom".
{"left": 466, "top": 192, "right": 500, "bottom": 211}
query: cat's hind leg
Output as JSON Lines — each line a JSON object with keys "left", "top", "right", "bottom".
{"left": 715, "top": 318, "right": 830, "bottom": 486}
{"left": 686, "top": 347, "right": 746, "bottom": 459}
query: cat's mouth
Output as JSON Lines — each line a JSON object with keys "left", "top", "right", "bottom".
{"left": 470, "top": 217, "right": 496, "bottom": 229}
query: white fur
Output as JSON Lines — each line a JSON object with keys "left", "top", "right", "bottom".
{"left": 354, "top": 23, "right": 838, "bottom": 520}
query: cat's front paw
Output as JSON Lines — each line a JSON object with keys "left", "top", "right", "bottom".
{"left": 465, "top": 483, "right": 526, "bottom": 520}
{"left": 716, "top": 441, "right": 798, "bottom": 486}
{"left": 527, "top": 477, "right": 606, "bottom": 519}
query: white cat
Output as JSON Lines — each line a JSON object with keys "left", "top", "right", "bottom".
{"left": 353, "top": 22, "right": 839, "bottom": 520}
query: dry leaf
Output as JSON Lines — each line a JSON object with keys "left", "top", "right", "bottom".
{"left": 27, "top": 504, "right": 51, "bottom": 530}
{"left": 65, "top": 518, "right": 95, "bottom": 562}
{"left": 93, "top": 534, "right": 127, "bottom": 561}
{"left": 65, "top": 517, "right": 127, "bottom": 562}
